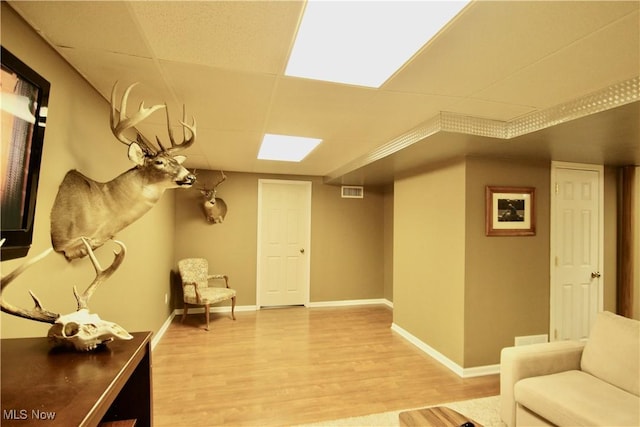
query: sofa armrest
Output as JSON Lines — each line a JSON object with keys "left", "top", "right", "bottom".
{"left": 499, "top": 341, "right": 585, "bottom": 427}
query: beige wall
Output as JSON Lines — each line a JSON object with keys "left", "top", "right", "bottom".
{"left": 463, "top": 157, "right": 550, "bottom": 367}
{"left": 393, "top": 156, "right": 621, "bottom": 369}
{"left": 383, "top": 189, "right": 394, "bottom": 302}
{"left": 1, "top": 4, "right": 175, "bottom": 338}
{"left": 393, "top": 159, "right": 467, "bottom": 366}
{"left": 173, "top": 171, "right": 259, "bottom": 306}
{"left": 173, "top": 170, "right": 386, "bottom": 307}
{"left": 310, "top": 180, "right": 386, "bottom": 302}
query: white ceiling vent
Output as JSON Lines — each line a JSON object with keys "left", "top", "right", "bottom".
{"left": 341, "top": 186, "right": 364, "bottom": 199}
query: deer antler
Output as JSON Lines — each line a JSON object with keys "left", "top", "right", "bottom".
{"left": 200, "top": 171, "right": 226, "bottom": 192}
{"left": 74, "top": 238, "right": 126, "bottom": 310}
{"left": 0, "top": 241, "right": 59, "bottom": 324}
{"left": 110, "top": 82, "right": 196, "bottom": 155}
{"left": 110, "top": 82, "right": 165, "bottom": 152}
{"left": 163, "top": 104, "right": 197, "bottom": 155}
{"left": 0, "top": 238, "right": 126, "bottom": 323}
{"left": 213, "top": 170, "right": 227, "bottom": 188}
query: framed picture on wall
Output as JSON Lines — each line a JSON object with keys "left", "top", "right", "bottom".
{"left": 485, "top": 186, "right": 536, "bottom": 236}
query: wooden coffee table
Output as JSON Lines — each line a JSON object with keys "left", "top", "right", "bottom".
{"left": 399, "top": 406, "right": 482, "bottom": 427}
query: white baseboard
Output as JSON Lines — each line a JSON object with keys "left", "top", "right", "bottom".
{"left": 391, "top": 322, "right": 499, "bottom": 378}
{"left": 174, "top": 300, "right": 391, "bottom": 313}
{"left": 175, "top": 305, "right": 259, "bottom": 315}
{"left": 155, "top": 301, "right": 499, "bottom": 378}
{"left": 151, "top": 310, "right": 176, "bottom": 351}
{"left": 463, "top": 363, "right": 501, "bottom": 378}
{"left": 307, "top": 298, "right": 393, "bottom": 308}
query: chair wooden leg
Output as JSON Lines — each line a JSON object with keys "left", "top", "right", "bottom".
{"left": 231, "top": 296, "right": 236, "bottom": 320}
{"left": 204, "top": 304, "right": 210, "bottom": 331}
{"left": 182, "top": 303, "right": 188, "bottom": 322}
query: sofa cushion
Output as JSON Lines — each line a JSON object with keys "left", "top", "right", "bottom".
{"left": 515, "top": 370, "right": 640, "bottom": 426}
{"left": 581, "top": 311, "right": 640, "bottom": 396}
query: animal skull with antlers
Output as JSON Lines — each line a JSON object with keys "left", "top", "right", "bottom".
{"left": 0, "top": 238, "right": 132, "bottom": 351}
{"left": 200, "top": 171, "right": 228, "bottom": 224}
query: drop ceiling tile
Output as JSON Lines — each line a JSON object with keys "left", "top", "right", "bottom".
{"left": 386, "top": 1, "right": 639, "bottom": 97}
{"left": 193, "top": 128, "right": 264, "bottom": 172}
{"left": 304, "top": 136, "right": 377, "bottom": 176}
{"left": 58, "top": 48, "right": 171, "bottom": 124}
{"left": 9, "top": 1, "right": 150, "bottom": 57}
{"left": 160, "top": 60, "right": 277, "bottom": 133}
{"left": 363, "top": 90, "right": 459, "bottom": 141}
{"left": 129, "top": 1, "right": 303, "bottom": 74}
{"left": 268, "top": 78, "right": 454, "bottom": 155}
{"left": 266, "top": 77, "right": 379, "bottom": 139}
{"left": 182, "top": 154, "right": 211, "bottom": 171}
{"left": 447, "top": 98, "right": 535, "bottom": 122}
{"left": 475, "top": 11, "right": 640, "bottom": 109}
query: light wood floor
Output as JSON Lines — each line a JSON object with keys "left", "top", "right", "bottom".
{"left": 152, "top": 305, "right": 499, "bottom": 426}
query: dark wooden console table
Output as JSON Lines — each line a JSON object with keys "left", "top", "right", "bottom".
{"left": 1, "top": 331, "right": 152, "bottom": 426}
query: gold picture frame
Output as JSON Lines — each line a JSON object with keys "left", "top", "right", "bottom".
{"left": 485, "top": 186, "right": 536, "bottom": 236}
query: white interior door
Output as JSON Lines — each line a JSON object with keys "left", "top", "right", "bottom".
{"left": 257, "top": 180, "right": 311, "bottom": 307}
{"left": 550, "top": 162, "right": 603, "bottom": 341}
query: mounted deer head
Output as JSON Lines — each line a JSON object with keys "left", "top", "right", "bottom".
{"left": 51, "top": 82, "right": 197, "bottom": 259}
{"left": 0, "top": 238, "right": 132, "bottom": 351}
{"left": 200, "top": 171, "right": 228, "bottom": 224}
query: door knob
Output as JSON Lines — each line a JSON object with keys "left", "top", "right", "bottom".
{"left": 300, "top": 248, "right": 305, "bottom": 254}
{"left": 591, "top": 271, "right": 601, "bottom": 279}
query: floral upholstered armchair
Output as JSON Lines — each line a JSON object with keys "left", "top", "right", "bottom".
{"left": 177, "top": 258, "right": 236, "bottom": 331}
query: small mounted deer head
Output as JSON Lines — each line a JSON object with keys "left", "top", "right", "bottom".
{"left": 200, "top": 171, "right": 228, "bottom": 224}
{"left": 0, "top": 238, "right": 132, "bottom": 351}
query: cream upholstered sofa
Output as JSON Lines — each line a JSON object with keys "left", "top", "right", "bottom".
{"left": 500, "top": 311, "right": 639, "bottom": 427}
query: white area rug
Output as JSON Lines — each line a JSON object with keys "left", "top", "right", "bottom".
{"left": 297, "top": 395, "right": 506, "bottom": 427}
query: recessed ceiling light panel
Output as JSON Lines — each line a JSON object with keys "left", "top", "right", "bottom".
{"left": 286, "top": 1, "right": 469, "bottom": 88}
{"left": 258, "top": 134, "right": 322, "bottom": 162}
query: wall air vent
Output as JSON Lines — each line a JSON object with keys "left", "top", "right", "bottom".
{"left": 341, "top": 186, "right": 364, "bottom": 199}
